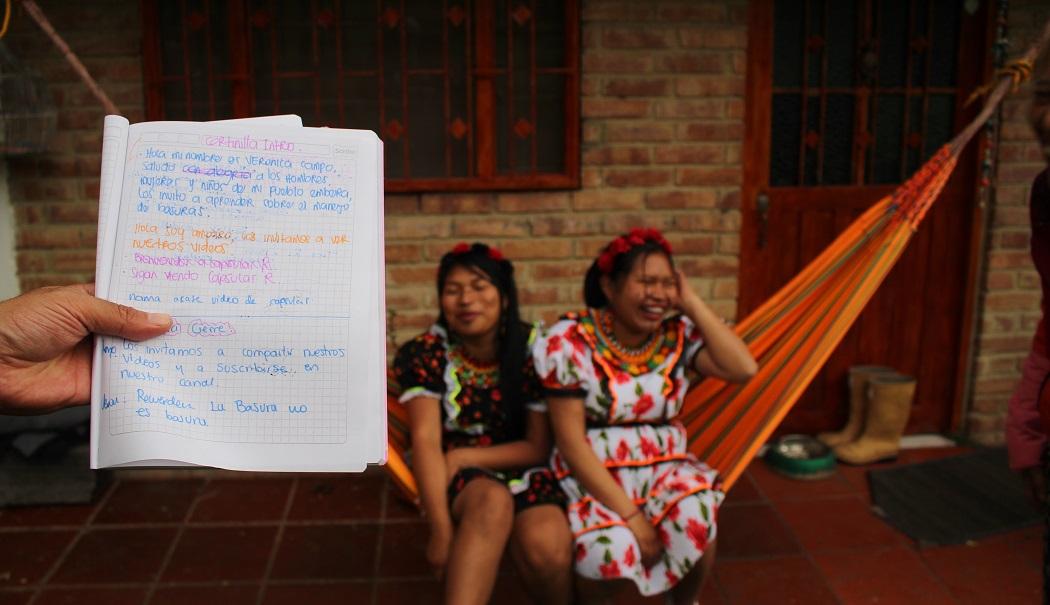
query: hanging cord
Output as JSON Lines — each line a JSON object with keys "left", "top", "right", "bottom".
{"left": 965, "top": 57, "right": 1035, "bottom": 106}
{"left": 0, "top": 0, "right": 11, "bottom": 39}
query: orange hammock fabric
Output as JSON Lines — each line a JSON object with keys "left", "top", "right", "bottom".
{"left": 380, "top": 28, "right": 1048, "bottom": 501}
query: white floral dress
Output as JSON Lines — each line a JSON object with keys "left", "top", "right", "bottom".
{"left": 532, "top": 309, "right": 723, "bottom": 596}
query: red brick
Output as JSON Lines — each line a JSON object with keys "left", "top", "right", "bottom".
{"left": 673, "top": 210, "right": 740, "bottom": 231}
{"left": 726, "top": 98, "right": 745, "bottom": 119}
{"left": 666, "top": 235, "right": 716, "bottom": 255}
{"left": 996, "top": 184, "right": 1031, "bottom": 206}
{"left": 583, "top": 123, "right": 604, "bottom": 144}
{"left": 497, "top": 192, "right": 570, "bottom": 213}
{"left": 74, "top": 131, "right": 103, "bottom": 154}
{"left": 972, "top": 377, "right": 1022, "bottom": 398}
{"left": 678, "top": 122, "right": 744, "bottom": 141}
{"left": 395, "top": 311, "right": 438, "bottom": 332}
{"left": 996, "top": 230, "right": 1030, "bottom": 249}
{"left": 657, "top": 52, "right": 725, "bottom": 73}
{"left": 983, "top": 292, "right": 1040, "bottom": 311}
{"left": 583, "top": 146, "right": 652, "bottom": 166}
{"left": 604, "top": 78, "right": 671, "bottom": 97}
{"left": 20, "top": 275, "right": 83, "bottom": 290}
{"left": 719, "top": 234, "right": 740, "bottom": 254}
{"left": 51, "top": 250, "right": 97, "bottom": 272}
{"left": 971, "top": 396, "right": 1006, "bottom": 414}
{"left": 658, "top": 5, "right": 727, "bottom": 22}
{"left": 998, "top": 163, "right": 1044, "bottom": 183}
{"left": 385, "top": 291, "right": 426, "bottom": 311}
{"left": 993, "top": 207, "right": 1030, "bottom": 228}
{"left": 980, "top": 335, "right": 1040, "bottom": 352}
{"left": 420, "top": 193, "right": 494, "bottom": 214}
{"left": 986, "top": 270, "right": 1015, "bottom": 291}
{"left": 602, "top": 214, "right": 673, "bottom": 234}
{"left": 17, "top": 226, "right": 95, "bottom": 249}
{"left": 677, "top": 167, "right": 742, "bottom": 186}
{"left": 582, "top": 3, "right": 655, "bottom": 21}
{"left": 675, "top": 76, "right": 745, "bottom": 97}
{"left": 646, "top": 190, "right": 718, "bottom": 209}
{"left": 518, "top": 286, "right": 564, "bottom": 306}
{"left": 48, "top": 203, "right": 98, "bottom": 224}
{"left": 385, "top": 243, "right": 424, "bottom": 263}
{"left": 82, "top": 180, "right": 101, "bottom": 200}
{"left": 389, "top": 265, "right": 437, "bottom": 286}
{"left": 582, "top": 168, "right": 603, "bottom": 188}
{"left": 720, "top": 190, "right": 742, "bottom": 210}
{"left": 653, "top": 144, "right": 724, "bottom": 164}
{"left": 529, "top": 261, "right": 589, "bottom": 281}
{"left": 57, "top": 109, "right": 104, "bottom": 131}
{"left": 36, "top": 157, "right": 78, "bottom": 178}
{"left": 76, "top": 156, "right": 103, "bottom": 178}
{"left": 15, "top": 204, "right": 45, "bottom": 225}
{"left": 16, "top": 251, "right": 48, "bottom": 273}
{"left": 713, "top": 278, "right": 739, "bottom": 298}
{"left": 582, "top": 98, "right": 651, "bottom": 118}
{"left": 654, "top": 99, "right": 724, "bottom": 119}
{"left": 582, "top": 53, "right": 654, "bottom": 73}
{"left": 604, "top": 168, "right": 673, "bottom": 188}
{"left": 678, "top": 27, "right": 747, "bottom": 49}
{"left": 987, "top": 251, "right": 1035, "bottom": 269}
{"left": 385, "top": 216, "right": 452, "bottom": 239}
{"left": 606, "top": 122, "right": 674, "bottom": 142}
{"left": 16, "top": 180, "right": 76, "bottom": 203}
{"left": 531, "top": 216, "right": 604, "bottom": 237}
{"left": 572, "top": 190, "right": 644, "bottom": 211}
{"left": 454, "top": 217, "right": 530, "bottom": 237}
{"left": 732, "top": 51, "right": 746, "bottom": 74}
{"left": 601, "top": 27, "right": 674, "bottom": 49}
{"left": 581, "top": 75, "right": 600, "bottom": 96}
{"left": 499, "top": 239, "right": 574, "bottom": 259}
{"left": 386, "top": 194, "right": 420, "bottom": 214}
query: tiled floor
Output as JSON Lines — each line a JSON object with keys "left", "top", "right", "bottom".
{"left": 0, "top": 447, "right": 1041, "bottom": 604}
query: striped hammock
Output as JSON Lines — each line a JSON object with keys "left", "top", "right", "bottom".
{"left": 382, "top": 24, "right": 1049, "bottom": 500}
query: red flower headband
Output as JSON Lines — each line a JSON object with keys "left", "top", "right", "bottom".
{"left": 596, "top": 228, "right": 672, "bottom": 274}
{"left": 449, "top": 241, "right": 504, "bottom": 261}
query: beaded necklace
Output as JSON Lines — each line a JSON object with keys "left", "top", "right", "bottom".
{"left": 450, "top": 343, "right": 499, "bottom": 388}
{"left": 586, "top": 309, "right": 677, "bottom": 375}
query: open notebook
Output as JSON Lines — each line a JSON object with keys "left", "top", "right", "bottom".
{"left": 90, "top": 114, "right": 386, "bottom": 472}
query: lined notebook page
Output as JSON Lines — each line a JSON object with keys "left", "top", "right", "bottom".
{"left": 92, "top": 118, "right": 384, "bottom": 471}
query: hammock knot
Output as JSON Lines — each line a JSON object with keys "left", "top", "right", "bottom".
{"left": 965, "top": 58, "right": 1035, "bottom": 107}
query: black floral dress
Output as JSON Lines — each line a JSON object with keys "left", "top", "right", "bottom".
{"left": 393, "top": 323, "right": 564, "bottom": 511}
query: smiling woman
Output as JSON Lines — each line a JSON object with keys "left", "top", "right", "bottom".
{"left": 393, "top": 242, "right": 573, "bottom": 605}
{"left": 534, "top": 228, "right": 756, "bottom": 605}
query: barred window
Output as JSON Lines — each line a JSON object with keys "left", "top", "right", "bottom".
{"left": 143, "top": 0, "right": 580, "bottom": 192}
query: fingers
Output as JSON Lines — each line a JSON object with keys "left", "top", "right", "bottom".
{"left": 69, "top": 285, "right": 172, "bottom": 341}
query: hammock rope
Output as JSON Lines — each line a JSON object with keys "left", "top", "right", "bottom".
{"left": 384, "top": 18, "right": 1050, "bottom": 502}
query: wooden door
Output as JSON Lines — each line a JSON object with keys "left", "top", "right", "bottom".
{"left": 739, "top": 0, "right": 992, "bottom": 434}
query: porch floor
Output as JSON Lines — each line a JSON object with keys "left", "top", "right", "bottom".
{"left": 0, "top": 447, "right": 1040, "bottom": 604}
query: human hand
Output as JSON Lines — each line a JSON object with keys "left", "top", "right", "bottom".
{"left": 1020, "top": 466, "right": 1047, "bottom": 509}
{"left": 626, "top": 511, "right": 662, "bottom": 567}
{"left": 426, "top": 521, "right": 454, "bottom": 578}
{"left": 0, "top": 284, "right": 172, "bottom": 414}
{"left": 444, "top": 448, "right": 470, "bottom": 486}
{"left": 673, "top": 269, "right": 704, "bottom": 314}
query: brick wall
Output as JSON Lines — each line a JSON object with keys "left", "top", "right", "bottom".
{"left": 385, "top": 0, "right": 748, "bottom": 343}
{"left": 967, "top": 0, "right": 1050, "bottom": 445}
{"left": 5, "top": 0, "right": 144, "bottom": 292}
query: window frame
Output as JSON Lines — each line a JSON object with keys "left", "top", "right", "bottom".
{"left": 141, "top": 0, "right": 580, "bottom": 193}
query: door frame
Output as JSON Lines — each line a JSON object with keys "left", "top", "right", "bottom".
{"left": 737, "top": 0, "right": 996, "bottom": 433}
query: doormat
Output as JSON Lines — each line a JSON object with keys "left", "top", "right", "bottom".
{"left": 0, "top": 443, "right": 99, "bottom": 507}
{"left": 868, "top": 448, "right": 1040, "bottom": 546}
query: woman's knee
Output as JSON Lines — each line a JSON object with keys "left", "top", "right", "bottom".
{"left": 457, "top": 479, "right": 514, "bottom": 530}
{"left": 513, "top": 507, "right": 573, "bottom": 573}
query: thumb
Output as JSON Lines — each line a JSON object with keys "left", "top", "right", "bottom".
{"left": 71, "top": 286, "right": 172, "bottom": 341}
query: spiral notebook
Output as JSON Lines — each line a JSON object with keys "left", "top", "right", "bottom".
{"left": 89, "top": 114, "right": 387, "bottom": 472}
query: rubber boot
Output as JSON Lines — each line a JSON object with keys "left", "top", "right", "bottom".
{"left": 833, "top": 373, "right": 916, "bottom": 465}
{"left": 817, "top": 365, "right": 896, "bottom": 448}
